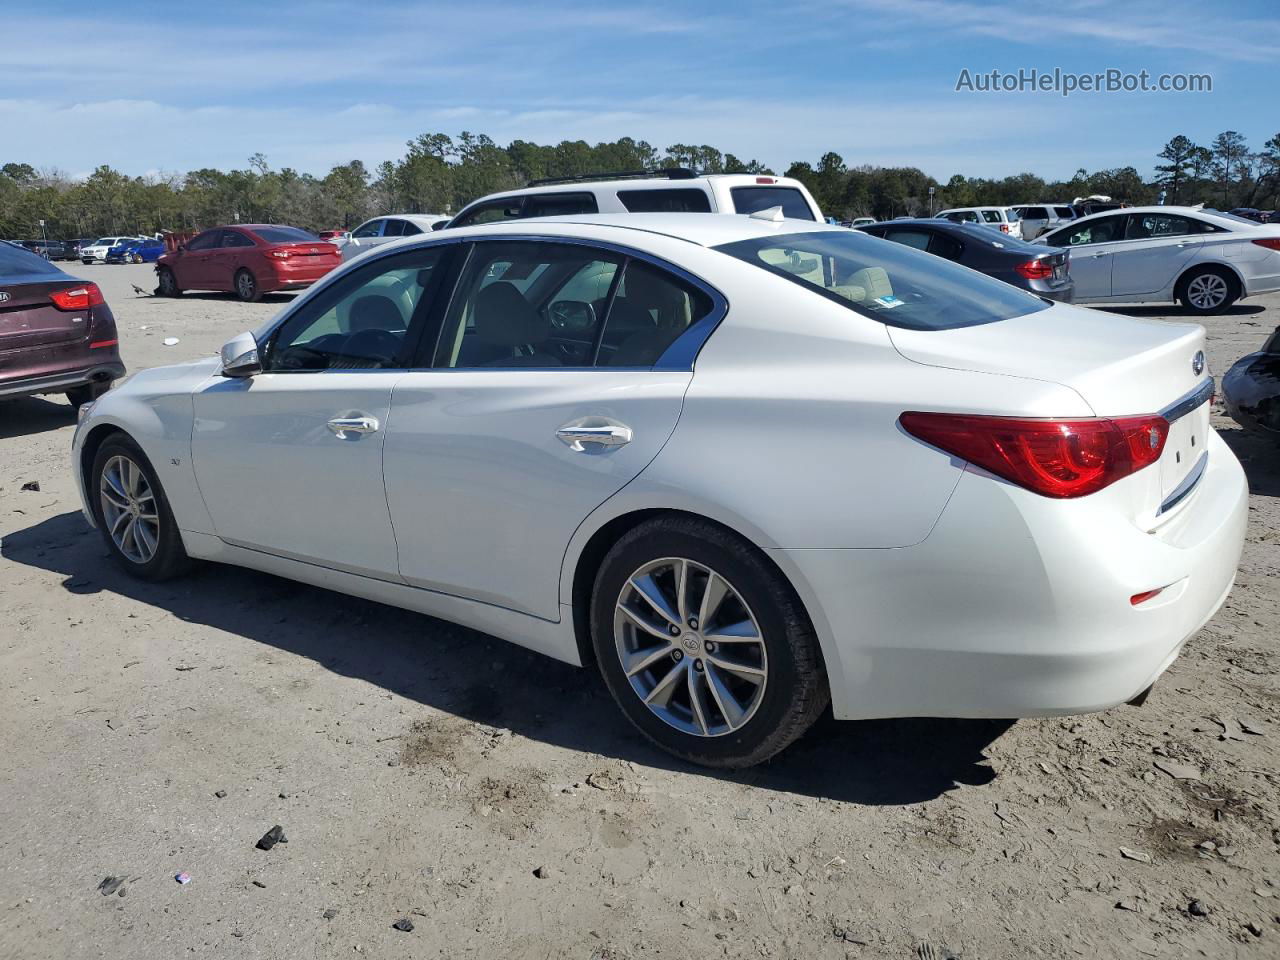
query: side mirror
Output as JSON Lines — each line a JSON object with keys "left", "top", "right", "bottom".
{"left": 220, "top": 332, "right": 261, "bottom": 378}
{"left": 176, "top": 243, "right": 187, "bottom": 253}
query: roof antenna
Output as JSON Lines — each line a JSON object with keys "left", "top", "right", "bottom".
{"left": 749, "top": 205, "right": 785, "bottom": 223}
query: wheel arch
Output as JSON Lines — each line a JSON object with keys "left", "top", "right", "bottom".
{"left": 563, "top": 505, "right": 843, "bottom": 711}
{"left": 1174, "top": 260, "right": 1245, "bottom": 302}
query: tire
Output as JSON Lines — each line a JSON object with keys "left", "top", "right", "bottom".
{"left": 90, "top": 435, "right": 194, "bottom": 581}
{"left": 1178, "top": 266, "right": 1239, "bottom": 315}
{"left": 590, "top": 516, "right": 829, "bottom": 768}
{"left": 66, "top": 381, "right": 111, "bottom": 409}
{"left": 234, "top": 268, "right": 262, "bottom": 303}
{"left": 156, "top": 267, "right": 182, "bottom": 297}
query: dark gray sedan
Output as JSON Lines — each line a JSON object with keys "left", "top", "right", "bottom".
{"left": 856, "top": 218, "right": 1074, "bottom": 301}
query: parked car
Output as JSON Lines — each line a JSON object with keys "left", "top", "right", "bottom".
{"left": 1036, "top": 205, "right": 1280, "bottom": 314}
{"left": 73, "top": 213, "right": 1244, "bottom": 767}
{"left": 1072, "top": 196, "right": 1129, "bottom": 217}
{"left": 106, "top": 237, "right": 166, "bottom": 264}
{"left": 1222, "top": 324, "right": 1280, "bottom": 438}
{"left": 20, "top": 239, "right": 70, "bottom": 260}
{"left": 155, "top": 225, "right": 341, "bottom": 302}
{"left": 848, "top": 217, "right": 876, "bottom": 227}
{"left": 1228, "top": 208, "right": 1266, "bottom": 223}
{"left": 936, "top": 206, "right": 1023, "bottom": 238}
{"left": 1014, "top": 204, "right": 1077, "bottom": 239}
{"left": 445, "top": 168, "right": 824, "bottom": 229}
{"left": 81, "top": 236, "right": 141, "bottom": 263}
{"left": 340, "top": 214, "right": 449, "bottom": 262}
{"left": 318, "top": 229, "right": 350, "bottom": 242}
{"left": 0, "top": 241, "right": 123, "bottom": 407}
{"left": 857, "top": 219, "right": 1073, "bottom": 300}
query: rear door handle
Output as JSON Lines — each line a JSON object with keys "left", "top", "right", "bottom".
{"left": 327, "top": 416, "right": 380, "bottom": 438}
{"left": 556, "top": 424, "right": 633, "bottom": 451}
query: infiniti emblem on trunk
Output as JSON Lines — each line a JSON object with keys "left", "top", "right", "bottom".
{"left": 1192, "top": 350, "right": 1205, "bottom": 375}
{"left": 0, "top": 292, "right": 9, "bottom": 303}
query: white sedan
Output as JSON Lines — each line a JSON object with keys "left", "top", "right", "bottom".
{"left": 71, "top": 214, "right": 1247, "bottom": 767}
{"left": 1037, "top": 205, "right": 1280, "bottom": 313}
{"left": 340, "top": 213, "right": 449, "bottom": 262}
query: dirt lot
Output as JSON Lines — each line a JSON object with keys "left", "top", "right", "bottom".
{"left": 1, "top": 262, "right": 1277, "bottom": 960}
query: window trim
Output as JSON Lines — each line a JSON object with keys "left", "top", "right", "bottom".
{"left": 414, "top": 234, "right": 728, "bottom": 372}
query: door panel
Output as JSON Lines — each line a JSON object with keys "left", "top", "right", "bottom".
{"left": 191, "top": 372, "right": 403, "bottom": 578}
{"left": 384, "top": 370, "right": 691, "bottom": 619}
{"left": 1069, "top": 244, "right": 1116, "bottom": 298}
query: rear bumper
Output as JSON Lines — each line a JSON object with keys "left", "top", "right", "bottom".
{"left": 263, "top": 262, "right": 339, "bottom": 291}
{"left": 784, "top": 429, "right": 1248, "bottom": 720}
{"left": 0, "top": 361, "right": 125, "bottom": 399}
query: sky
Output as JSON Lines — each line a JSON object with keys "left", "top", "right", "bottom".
{"left": 3, "top": 0, "right": 1278, "bottom": 182}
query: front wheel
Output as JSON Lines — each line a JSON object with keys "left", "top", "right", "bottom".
{"left": 591, "top": 516, "right": 829, "bottom": 768}
{"left": 91, "top": 435, "right": 194, "bottom": 580}
{"left": 234, "top": 268, "right": 261, "bottom": 303}
{"left": 156, "top": 267, "right": 182, "bottom": 297}
{"left": 1178, "top": 267, "right": 1238, "bottom": 315}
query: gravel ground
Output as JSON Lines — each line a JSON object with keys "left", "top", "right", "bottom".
{"left": 1, "top": 262, "right": 1278, "bottom": 960}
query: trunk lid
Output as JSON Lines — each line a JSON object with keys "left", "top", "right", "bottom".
{"left": 888, "top": 302, "right": 1212, "bottom": 515}
{"left": 0, "top": 278, "right": 91, "bottom": 350}
{"left": 276, "top": 242, "right": 339, "bottom": 261}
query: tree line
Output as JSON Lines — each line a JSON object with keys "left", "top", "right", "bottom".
{"left": 3, "top": 128, "right": 1278, "bottom": 241}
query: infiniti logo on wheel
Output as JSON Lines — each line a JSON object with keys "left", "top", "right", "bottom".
{"left": 1192, "top": 350, "right": 1205, "bottom": 375}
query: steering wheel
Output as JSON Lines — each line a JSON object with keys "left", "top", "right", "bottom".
{"left": 341, "top": 328, "right": 403, "bottom": 366}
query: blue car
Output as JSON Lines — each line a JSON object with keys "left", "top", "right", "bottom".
{"left": 105, "top": 237, "right": 166, "bottom": 264}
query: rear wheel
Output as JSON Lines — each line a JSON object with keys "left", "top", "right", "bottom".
{"left": 67, "top": 381, "right": 111, "bottom": 409}
{"left": 91, "top": 435, "right": 193, "bottom": 580}
{"left": 1178, "top": 266, "right": 1238, "bottom": 315}
{"left": 235, "top": 268, "right": 261, "bottom": 303}
{"left": 591, "top": 516, "right": 829, "bottom": 768}
{"left": 156, "top": 267, "right": 182, "bottom": 297}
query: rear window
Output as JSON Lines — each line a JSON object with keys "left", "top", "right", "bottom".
{"left": 249, "top": 226, "right": 320, "bottom": 244}
{"left": 618, "top": 188, "right": 712, "bottom": 213}
{"left": 714, "top": 230, "right": 1047, "bottom": 331}
{"left": 730, "top": 186, "right": 816, "bottom": 221}
{"left": 0, "top": 243, "right": 63, "bottom": 278}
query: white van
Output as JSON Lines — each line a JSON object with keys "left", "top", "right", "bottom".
{"left": 445, "top": 169, "right": 824, "bottom": 228}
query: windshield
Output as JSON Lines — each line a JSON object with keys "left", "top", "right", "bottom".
{"left": 714, "top": 230, "right": 1049, "bottom": 330}
{"left": 250, "top": 226, "right": 320, "bottom": 244}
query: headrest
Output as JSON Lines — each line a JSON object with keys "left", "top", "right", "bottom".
{"left": 473, "top": 282, "right": 549, "bottom": 348}
{"left": 348, "top": 295, "right": 404, "bottom": 333}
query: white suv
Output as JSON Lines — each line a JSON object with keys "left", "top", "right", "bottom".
{"left": 445, "top": 169, "right": 823, "bottom": 228}
{"left": 80, "top": 236, "right": 142, "bottom": 263}
{"left": 936, "top": 207, "right": 1023, "bottom": 239}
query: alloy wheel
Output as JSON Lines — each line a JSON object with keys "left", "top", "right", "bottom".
{"left": 237, "top": 272, "right": 255, "bottom": 299}
{"left": 614, "top": 557, "right": 768, "bottom": 737}
{"left": 99, "top": 455, "right": 160, "bottom": 564}
{"left": 1186, "top": 273, "right": 1228, "bottom": 310}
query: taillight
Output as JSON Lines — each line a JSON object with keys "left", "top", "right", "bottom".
{"left": 1015, "top": 258, "right": 1054, "bottom": 280}
{"left": 269, "top": 249, "right": 290, "bottom": 259}
{"left": 899, "top": 412, "right": 1169, "bottom": 498}
{"left": 1251, "top": 237, "right": 1280, "bottom": 251}
{"left": 1000, "top": 223, "right": 1010, "bottom": 233}
{"left": 49, "top": 284, "right": 106, "bottom": 310}
{"left": 755, "top": 177, "right": 776, "bottom": 184}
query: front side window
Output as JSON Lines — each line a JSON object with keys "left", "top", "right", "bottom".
{"left": 266, "top": 247, "right": 450, "bottom": 372}
{"left": 730, "top": 186, "right": 815, "bottom": 221}
{"left": 522, "top": 192, "right": 599, "bottom": 218}
{"left": 1049, "top": 214, "right": 1126, "bottom": 247}
{"left": 352, "top": 219, "right": 382, "bottom": 239}
{"left": 187, "top": 230, "right": 221, "bottom": 251}
{"left": 618, "top": 188, "right": 712, "bottom": 213}
{"left": 453, "top": 198, "right": 523, "bottom": 228}
{"left": 715, "top": 230, "right": 1046, "bottom": 331}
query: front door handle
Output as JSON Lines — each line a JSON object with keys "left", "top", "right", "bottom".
{"left": 556, "top": 423, "right": 633, "bottom": 451}
{"left": 327, "top": 416, "right": 380, "bottom": 439}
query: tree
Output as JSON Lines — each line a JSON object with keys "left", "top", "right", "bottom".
{"left": 1155, "top": 135, "right": 1197, "bottom": 202}
{"left": 1210, "top": 130, "right": 1249, "bottom": 204}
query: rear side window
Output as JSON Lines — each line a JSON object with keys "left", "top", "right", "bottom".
{"left": 1054, "top": 206, "right": 1075, "bottom": 218}
{"left": 597, "top": 261, "right": 713, "bottom": 366}
{"left": 0, "top": 243, "right": 62, "bottom": 277}
{"left": 522, "top": 192, "right": 599, "bottom": 218}
{"left": 221, "top": 231, "right": 254, "bottom": 248}
{"left": 251, "top": 226, "right": 320, "bottom": 244}
{"left": 883, "top": 229, "right": 931, "bottom": 251}
{"left": 715, "top": 230, "right": 1047, "bottom": 331}
{"left": 1019, "top": 207, "right": 1048, "bottom": 219}
{"left": 730, "top": 186, "right": 815, "bottom": 221}
{"left": 453, "top": 198, "right": 524, "bottom": 228}
{"left": 618, "top": 188, "right": 712, "bottom": 213}
{"left": 352, "top": 220, "right": 382, "bottom": 238}
{"left": 980, "top": 210, "right": 1003, "bottom": 223}
{"left": 1049, "top": 215, "right": 1126, "bottom": 246}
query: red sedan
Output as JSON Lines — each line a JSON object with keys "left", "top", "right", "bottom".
{"left": 155, "top": 225, "right": 341, "bottom": 302}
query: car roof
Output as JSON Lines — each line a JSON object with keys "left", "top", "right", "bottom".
{"left": 463, "top": 174, "right": 808, "bottom": 206}
{"left": 861, "top": 218, "right": 1042, "bottom": 249}
{"left": 437, "top": 212, "right": 844, "bottom": 249}
{"left": 369, "top": 213, "right": 447, "bottom": 224}
{"left": 1061, "top": 205, "right": 1268, "bottom": 229}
